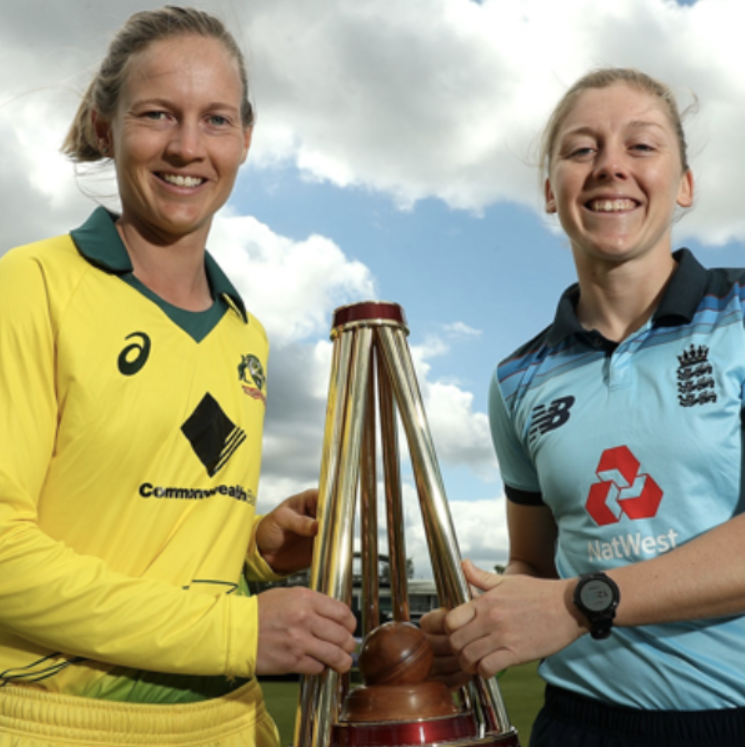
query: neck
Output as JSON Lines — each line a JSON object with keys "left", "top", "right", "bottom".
{"left": 573, "top": 251, "right": 677, "bottom": 343}
{"left": 116, "top": 220, "right": 213, "bottom": 312}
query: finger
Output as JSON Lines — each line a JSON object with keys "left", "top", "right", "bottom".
{"left": 419, "top": 607, "right": 448, "bottom": 634}
{"left": 430, "top": 668, "right": 473, "bottom": 691}
{"left": 428, "top": 652, "right": 462, "bottom": 677}
{"left": 478, "top": 649, "right": 518, "bottom": 680}
{"left": 462, "top": 558, "right": 503, "bottom": 593}
{"left": 290, "top": 488, "right": 319, "bottom": 517}
{"left": 274, "top": 506, "right": 318, "bottom": 537}
{"left": 299, "top": 634, "right": 355, "bottom": 673}
{"left": 308, "top": 593, "right": 358, "bottom": 635}
{"left": 444, "top": 601, "right": 477, "bottom": 634}
{"left": 424, "top": 633, "right": 455, "bottom": 657}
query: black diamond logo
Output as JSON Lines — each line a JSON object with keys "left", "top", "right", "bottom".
{"left": 181, "top": 393, "right": 246, "bottom": 476}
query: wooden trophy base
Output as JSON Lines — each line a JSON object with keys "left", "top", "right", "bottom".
{"left": 341, "top": 681, "right": 458, "bottom": 723}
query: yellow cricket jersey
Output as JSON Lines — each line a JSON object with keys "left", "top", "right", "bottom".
{"left": 0, "top": 208, "right": 280, "bottom": 704}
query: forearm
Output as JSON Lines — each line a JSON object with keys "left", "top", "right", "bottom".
{"left": 608, "top": 512, "right": 745, "bottom": 627}
{"left": 0, "top": 513, "right": 258, "bottom": 679}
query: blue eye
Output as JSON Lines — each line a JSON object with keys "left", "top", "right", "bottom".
{"left": 570, "top": 147, "right": 594, "bottom": 158}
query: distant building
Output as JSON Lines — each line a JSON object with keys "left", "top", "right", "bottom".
{"left": 351, "top": 578, "right": 440, "bottom": 628}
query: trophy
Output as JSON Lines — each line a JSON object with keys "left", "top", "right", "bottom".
{"left": 294, "top": 301, "right": 520, "bottom": 747}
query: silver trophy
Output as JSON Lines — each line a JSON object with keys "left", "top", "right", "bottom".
{"left": 294, "top": 301, "right": 520, "bottom": 747}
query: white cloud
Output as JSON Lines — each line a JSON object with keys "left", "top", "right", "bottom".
{"left": 209, "top": 211, "right": 376, "bottom": 347}
{"left": 408, "top": 337, "right": 497, "bottom": 472}
{"left": 241, "top": 0, "right": 745, "bottom": 244}
{"left": 393, "top": 485, "right": 509, "bottom": 580}
{"left": 4, "top": 0, "right": 745, "bottom": 250}
{"left": 444, "top": 321, "right": 482, "bottom": 338}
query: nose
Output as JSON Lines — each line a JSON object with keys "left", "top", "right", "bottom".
{"left": 165, "top": 119, "right": 205, "bottom": 162}
{"left": 592, "top": 144, "right": 628, "bottom": 181}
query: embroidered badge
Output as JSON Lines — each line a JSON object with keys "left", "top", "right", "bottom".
{"left": 238, "top": 354, "right": 266, "bottom": 404}
{"left": 676, "top": 344, "right": 716, "bottom": 407}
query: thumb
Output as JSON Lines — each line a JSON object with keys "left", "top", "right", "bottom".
{"left": 294, "top": 514, "right": 318, "bottom": 538}
{"left": 462, "top": 558, "right": 503, "bottom": 593}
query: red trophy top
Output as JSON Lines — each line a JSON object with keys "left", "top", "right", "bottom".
{"left": 331, "top": 301, "right": 408, "bottom": 336}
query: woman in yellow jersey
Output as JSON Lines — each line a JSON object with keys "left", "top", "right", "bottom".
{"left": 0, "top": 6, "right": 355, "bottom": 746}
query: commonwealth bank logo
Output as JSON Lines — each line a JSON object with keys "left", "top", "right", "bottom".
{"left": 181, "top": 393, "right": 246, "bottom": 477}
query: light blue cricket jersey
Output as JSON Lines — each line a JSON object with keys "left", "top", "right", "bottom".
{"left": 490, "top": 249, "right": 745, "bottom": 710}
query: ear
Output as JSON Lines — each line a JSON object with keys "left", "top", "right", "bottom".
{"left": 91, "top": 109, "right": 113, "bottom": 157}
{"left": 240, "top": 125, "right": 253, "bottom": 164}
{"left": 544, "top": 177, "right": 557, "bottom": 214}
{"left": 676, "top": 168, "right": 694, "bottom": 209}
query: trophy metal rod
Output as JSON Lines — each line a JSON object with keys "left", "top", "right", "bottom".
{"left": 312, "top": 326, "right": 375, "bottom": 747}
{"left": 375, "top": 324, "right": 511, "bottom": 734}
{"left": 377, "top": 344, "right": 409, "bottom": 623}
{"left": 295, "top": 327, "right": 352, "bottom": 747}
{"left": 360, "top": 352, "right": 379, "bottom": 638}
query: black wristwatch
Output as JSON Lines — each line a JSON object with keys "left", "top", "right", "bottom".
{"left": 573, "top": 572, "right": 620, "bottom": 640}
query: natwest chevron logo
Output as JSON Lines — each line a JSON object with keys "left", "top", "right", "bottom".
{"left": 585, "top": 446, "right": 663, "bottom": 526}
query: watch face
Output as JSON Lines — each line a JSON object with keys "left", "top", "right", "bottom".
{"left": 579, "top": 579, "right": 614, "bottom": 612}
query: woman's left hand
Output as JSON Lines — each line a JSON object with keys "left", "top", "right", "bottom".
{"left": 256, "top": 489, "right": 319, "bottom": 575}
{"left": 444, "top": 560, "right": 586, "bottom": 678}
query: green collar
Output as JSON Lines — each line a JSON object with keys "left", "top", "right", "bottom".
{"left": 70, "top": 207, "right": 248, "bottom": 323}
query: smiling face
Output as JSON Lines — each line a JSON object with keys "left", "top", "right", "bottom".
{"left": 544, "top": 82, "right": 693, "bottom": 272}
{"left": 96, "top": 33, "right": 251, "bottom": 246}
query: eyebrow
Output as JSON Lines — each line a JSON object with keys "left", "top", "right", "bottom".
{"left": 561, "top": 120, "right": 668, "bottom": 139}
{"left": 131, "top": 97, "right": 240, "bottom": 113}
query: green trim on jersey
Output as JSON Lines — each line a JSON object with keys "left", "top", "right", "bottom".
{"left": 123, "top": 275, "right": 227, "bottom": 344}
{"left": 70, "top": 207, "right": 248, "bottom": 342}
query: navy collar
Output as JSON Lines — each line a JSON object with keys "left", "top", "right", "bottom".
{"left": 70, "top": 206, "right": 248, "bottom": 323}
{"left": 546, "top": 249, "right": 707, "bottom": 348}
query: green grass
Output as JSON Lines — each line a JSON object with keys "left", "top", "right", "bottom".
{"left": 261, "top": 661, "right": 543, "bottom": 746}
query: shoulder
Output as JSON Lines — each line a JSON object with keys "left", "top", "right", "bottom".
{"left": 494, "top": 323, "right": 554, "bottom": 392}
{"left": 244, "top": 309, "right": 269, "bottom": 348}
{"left": 0, "top": 234, "right": 84, "bottom": 301}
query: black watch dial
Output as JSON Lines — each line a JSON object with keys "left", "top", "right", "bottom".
{"left": 578, "top": 578, "right": 615, "bottom": 612}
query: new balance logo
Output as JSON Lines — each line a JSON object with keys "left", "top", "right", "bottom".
{"left": 529, "top": 396, "right": 575, "bottom": 443}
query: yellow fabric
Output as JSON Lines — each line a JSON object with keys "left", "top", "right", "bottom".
{"left": 0, "top": 215, "right": 275, "bottom": 702}
{"left": 0, "top": 681, "right": 279, "bottom": 747}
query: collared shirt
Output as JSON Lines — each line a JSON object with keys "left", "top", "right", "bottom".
{"left": 488, "top": 248, "right": 745, "bottom": 709}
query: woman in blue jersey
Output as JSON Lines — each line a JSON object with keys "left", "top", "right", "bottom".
{"left": 0, "top": 6, "right": 355, "bottom": 746}
{"left": 422, "top": 68, "right": 745, "bottom": 747}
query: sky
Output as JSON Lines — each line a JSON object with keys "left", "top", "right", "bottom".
{"left": 2, "top": 0, "right": 745, "bottom": 581}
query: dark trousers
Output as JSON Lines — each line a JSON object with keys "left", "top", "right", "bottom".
{"left": 530, "top": 685, "right": 745, "bottom": 747}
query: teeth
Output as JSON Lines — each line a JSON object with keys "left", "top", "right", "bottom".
{"left": 162, "top": 174, "right": 203, "bottom": 188}
{"left": 590, "top": 199, "right": 635, "bottom": 212}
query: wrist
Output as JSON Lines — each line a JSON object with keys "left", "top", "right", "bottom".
{"left": 572, "top": 572, "right": 620, "bottom": 640}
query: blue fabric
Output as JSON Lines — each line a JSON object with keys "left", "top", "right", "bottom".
{"left": 490, "top": 250, "right": 745, "bottom": 709}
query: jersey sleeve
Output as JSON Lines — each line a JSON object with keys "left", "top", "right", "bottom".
{"left": 0, "top": 249, "right": 258, "bottom": 680}
{"left": 488, "top": 371, "right": 544, "bottom": 506}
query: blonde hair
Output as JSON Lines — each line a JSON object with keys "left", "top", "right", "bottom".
{"left": 540, "top": 68, "right": 690, "bottom": 177}
{"left": 62, "top": 6, "right": 253, "bottom": 162}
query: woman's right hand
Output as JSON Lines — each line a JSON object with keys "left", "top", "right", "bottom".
{"left": 420, "top": 607, "right": 472, "bottom": 690}
{"left": 256, "top": 586, "right": 357, "bottom": 676}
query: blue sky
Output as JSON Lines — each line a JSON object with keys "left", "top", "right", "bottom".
{"left": 2, "top": 0, "right": 744, "bottom": 578}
